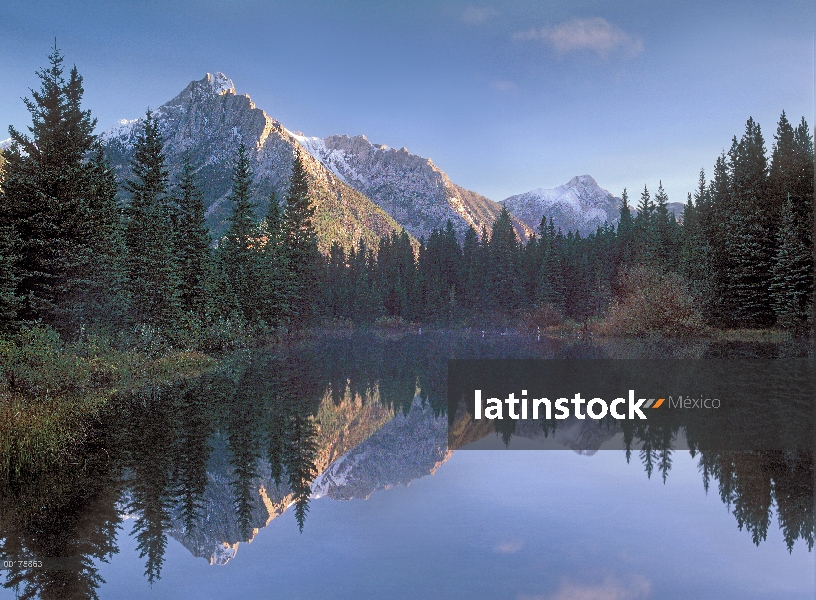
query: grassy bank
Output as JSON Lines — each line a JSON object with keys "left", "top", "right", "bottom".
{"left": 0, "top": 325, "right": 216, "bottom": 477}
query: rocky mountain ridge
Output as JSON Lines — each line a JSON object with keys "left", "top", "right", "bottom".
{"left": 295, "top": 133, "right": 531, "bottom": 241}
{"left": 102, "top": 73, "right": 403, "bottom": 251}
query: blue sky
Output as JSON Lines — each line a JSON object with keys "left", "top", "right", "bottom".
{"left": 1, "top": 1, "right": 813, "bottom": 202}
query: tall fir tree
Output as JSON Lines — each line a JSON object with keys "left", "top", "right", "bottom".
{"left": 257, "top": 190, "right": 293, "bottom": 328}
{"left": 174, "top": 158, "right": 212, "bottom": 320}
{"left": 653, "top": 181, "right": 679, "bottom": 270}
{"left": 487, "top": 207, "right": 521, "bottom": 317}
{"left": 726, "top": 117, "right": 773, "bottom": 326}
{"left": 124, "top": 109, "right": 182, "bottom": 328}
{"left": 680, "top": 170, "right": 713, "bottom": 308}
{"left": 0, "top": 45, "right": 116, "bottom": 331}
{"left": 770, "top": 196, "right": 812, "bottom": 329}
{"left": 221, "top": 143, "right": 259, "bottom": 322}
{"left": 634, "top": 185, "right": 657, "bottom": 265}
{"left": 78, "top": 146, "right": 129, "bottom": 327}
{"left": 617, "top": 188, "right": 635, "bottom": 266}
{"left": 283, "top": 148, "right": 320, "bottom": 327}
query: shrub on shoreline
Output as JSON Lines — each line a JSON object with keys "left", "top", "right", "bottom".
{"left": 596, "top": 266, "right": 708, "bottom": 337}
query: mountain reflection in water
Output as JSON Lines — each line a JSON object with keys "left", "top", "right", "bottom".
{"left": 0, "top": 332, "right": 812, "bottom": 599}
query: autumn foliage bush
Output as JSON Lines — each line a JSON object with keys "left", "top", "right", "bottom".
{"left": 598, "top": 266, "right": 707, "bottom": 336}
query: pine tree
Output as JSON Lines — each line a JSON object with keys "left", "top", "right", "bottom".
{"left": 653, "top": 181, "right": 679, "bottom": 270}
{"left": 283, "top": 148, "right": 320, "bottom": 327}
{"left": 770, "top": 195, "right": 812, "bottom": 329}
{"left": 726, "top": 118, "right": 773, "bottom": 326}
{"left": 0, "top": 45, "right": 109, "bottom": 330}
{"left": 221, "top": 143, "right": 259, "bottom": 322}
{"left": 174, "top": 158, "right": 211, "bottom": 319}
{"left": 258, "top": 190, "right": 294, "bottom": 328}
{"left": 487, "top": 207, "right": 521, "bottom": 317}
{"left": 124, "top": 109, "right": 182, "bottom": 328}
{"left": 706, "top": 153, "right": 734, "bottom": 324}
{"left": 536, "top": 217, "right": 565, "bottom": 311}
{"left": 634, "top": 185, "right": 657, "bottom": 265}
{"left": 326, "top": 241, "right": 347, "bottom": 319}
{"left": 678, "top": 173, "right": 708, "bottom": 320}
{"left": 460, "top": 225, "right": 481, "bottom": 316}
{"left": 617, "top": 188, "right": 634, "bottom": 265}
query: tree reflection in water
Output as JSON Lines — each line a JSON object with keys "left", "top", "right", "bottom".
{"left": 0, "top": 333, "right": 812, "bottom": 598}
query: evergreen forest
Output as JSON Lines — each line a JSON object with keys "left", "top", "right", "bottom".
{"left": 0, "top": 48, "right": 813, "bottom": 352}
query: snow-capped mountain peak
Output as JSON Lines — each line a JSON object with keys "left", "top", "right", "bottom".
{"left": 502, "top": 175, "right": 622, "bottom": 236}
{"left": 205, "top": 72, "right": 235, "bottom": 96}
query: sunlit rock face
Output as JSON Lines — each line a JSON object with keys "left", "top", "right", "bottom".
{"left": 502, "top": 175, "right": 623, "bottom": 237}
{"left": 310, "top": 395, "right": 450, "bottom": 501}
{"left": 101, "top": 73, "right": 403, "bottom": 252}
{"left": 102, "top": 73, "right": 532, "bottom": 249}
{"left": 295, "top": 133, "right": 531, "bottom": 241}
{"left": 165, "top": 389, "right": 398, "bottom": 565}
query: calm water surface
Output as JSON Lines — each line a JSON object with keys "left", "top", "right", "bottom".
{"left": 0, "top": 333, "right": 813, "bottom": 599}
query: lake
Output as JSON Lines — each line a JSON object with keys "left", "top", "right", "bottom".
{"left": 0, "top": 332, "right": 813, "bottom": 599}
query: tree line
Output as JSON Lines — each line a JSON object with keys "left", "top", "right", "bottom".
{"left": 0, "top": 48, "right": 320, "bottom": 346}
{"left": 1, "top": 48, "right": 812, "bottom": 344}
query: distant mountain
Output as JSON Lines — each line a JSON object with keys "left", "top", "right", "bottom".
{"left": 502, "top": 175, "right": 622, "bottom": 237}
{"left": 100, "top": 73, "right": 529, "bottom": 250}
{"left": 503, "top": 175, "right": 687, "bottom": 236}
{"left": 101, "top": 73, "right": 404, "bottom": 251}
{"left": 296, "top": 133, "right": 531, "bottom": 241}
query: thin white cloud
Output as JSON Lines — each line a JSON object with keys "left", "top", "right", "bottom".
{"left": 513, "top": 17, "right": 643, "bottom": 58}
{"left": 518, "top": 575, "right": 652, "bottom": 600}
{"left": 461, "top": 5, "right": 498, "bottom": 25}
{"left": 494, "top": 540, "right": 524, "bottom": 553}
{"left": 491, "top": 79, "right": 517, "bottom": 93}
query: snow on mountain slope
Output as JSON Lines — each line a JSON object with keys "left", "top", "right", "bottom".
{"left": 502, "top": 175, "right": 622, "bottom": 236}
{"left": 101, "top": 73, "right": 404, "bottom": 251}
{"left": 293, "top": 133, "right": 532, "bottom": 241}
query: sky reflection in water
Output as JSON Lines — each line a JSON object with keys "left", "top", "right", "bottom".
{"left": 92, "top": 448, "right": 813, "bottom": 600}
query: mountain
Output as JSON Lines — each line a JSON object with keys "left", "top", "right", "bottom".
{"left": 101, "top": 73, "right": 404, "bottom": 252}
{"left": 101, "top": 73, "right": 529, "bottom": 250}
{"left": 502, "top": 175, "right": 622, "bottom": 237}
{"left": 310, "top": 395, "right": 450, "bottom": 501}
{"left": 164, "top": 393, "right": 450, "bottom": 566}
{"left": 166, "top": 386, "right": 396, "bottom": 565}
{"left": 295, "top": 133, "right": 531, "bottom": 241}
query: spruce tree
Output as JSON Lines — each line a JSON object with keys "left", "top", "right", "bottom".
{"left": 78, "top": 146, "right": 129, "bottom": 327}
{"left": 633, "top": 185, "right": 657, "bottom": 265}
{"left": 0, "top": 45, "right": 109, "bottom": 330}
{"left": 283, "top": 148, "right": 320, "bottom": 327}
{"left": 653, "top": 181, "right": 679, "bottom": 270}
{"left": 258, "top": 190, "right": 293, "bottom": 328}
{"left": 770, "top": 196, "right": 812, "bottom": 328}
{"left": 174, "top": 158, "right": 212, "bottom": 319}
{"left": 221, "top": 143, "right": 259, "bottom": 322}
{"left": 617, "top": 188, "right": 634, "bottom": 266}
{"left": 726, "top": 118, "right": 773, "bottom": 326}
{"left": 460, "top": 226, "right": 481, "bottom": 316}
{"left": 487, "top": 208, "right": 521, "bottom": 317}
{"left": 680, "top": 170, "right": 713, "bottom": 305}
{"left": 706, "top": 153, "right": 734, "bottom": 324}
{"left": 124, "top": 109, "right": 182, "bottom": 328}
